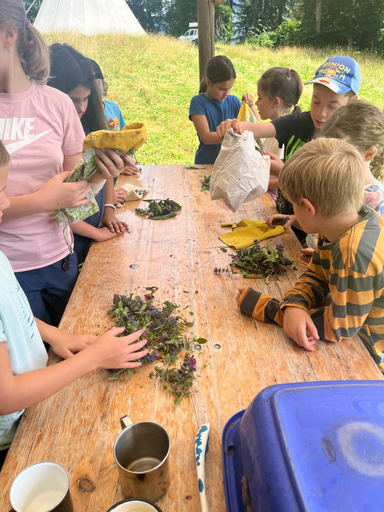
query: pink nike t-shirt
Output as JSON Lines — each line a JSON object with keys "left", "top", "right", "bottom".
{"left": 0, "top": 81, "right": 84, "bottom": 272}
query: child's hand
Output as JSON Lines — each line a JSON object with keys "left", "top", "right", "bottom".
{"left": 88, "top": 328, "right": 148, "bottom": 369}
{"left": 95, "top": 148, "right": 125, "bottom": 179}
{"left": 114, "top": 187, "right": 127, "bottom": 205}
{"left": 236, "top": 288, "right": 244, "bottom": 301}
{"left": 283, "top": 307, "right": 319, "bottom": 352}
{"left": 266, "top": 214, "right": 294, "bottom": 230}
{"left": 263, "top": 151, "right": 284, "bottom": 177}
{"left": 301, "top": 247, "right": 314, "bottom": 264}
{"left": 217, "top": 119, "right": 235, "bottom": 141}
{"left": 93, "top": 227, "right": 122, "bottom": 243}
{"left": 242, "top": 93, "right": 254, "bottom": 106}
{"left": 121, "top": 154, "right": 140, "bottom": 175}
{"left": 38, "top": 172, "right": 91, "bottom": 210}
{"left": 100, "top": 208, "right": 129, "bottom": 234}
{"left": 50, "top": 333, "right": 97, "bottom": 359}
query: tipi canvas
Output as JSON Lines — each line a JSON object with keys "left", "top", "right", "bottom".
{"left": 34, "top": 0, "right": 145, "bottom": 35}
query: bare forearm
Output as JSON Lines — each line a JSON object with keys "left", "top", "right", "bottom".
{"left": 200, "top": 131, "right": 222, "bottom": 145}
{"left": 250, "top": 104, "right": 260, "bottom": 122}
{"left": 35, "top": 318, "right": 63, "bottom": 345}
{"left": 241, "top": 121, "right": 276, "bottom": 139}
{"left": 0, "top": 349, "right": 98, "bottom": 415}
{"left": 71, "top": 220, "right": 99, "bottom": 239}
{"left": 105, "top": 178, "right": 114, "bottom": 203}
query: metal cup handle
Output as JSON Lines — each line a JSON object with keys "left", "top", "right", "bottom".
{"left": 120, "top": 416, "right": 133, "bottom": 430}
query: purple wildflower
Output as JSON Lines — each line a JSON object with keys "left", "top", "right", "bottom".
{"left": 162, "top": 332, "right": 169, "bottom": 339}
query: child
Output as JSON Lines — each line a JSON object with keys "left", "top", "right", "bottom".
{"left": 256, "top": 67, "right": 303, "bottom": 200}
{"left": 86, "top": 57, "right": 140, "bottom": 205}
{"left": 189, "top": 55, "right": 257, "bottom": 165}
{"left": 217, "top": 56, "right": 361, "bottom": 218}
{"left": 48, "top": 44, "right": 130, "bottom": 265}
{"left": 237, "top": 138, "right": 384, "bottom": 373}
{"left": 0, "top": 140, "right": 148, "bottom": 468}
{"left": 267, "top": 99, "right": 384, "bottom": 262}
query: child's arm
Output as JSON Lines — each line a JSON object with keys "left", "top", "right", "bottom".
{"left": 191, "top": 115, "right": 223, "bottom": 145}
{"left": 242, "top": 93, "right": 260, "bottom": 122}
{"left": 0, "top": 327, "right": 148, "bottom": 415}
{"left": 100, "top": 179, "right": 129, "bottom": 234}
{"left": 71, "top": 220, "right": 121, "bottom": 242}
{"left": 217, "top": 119, "right": 277, "bottom": 142}
{"left": 35, "top": 318, "right": 96, "bottom": 358}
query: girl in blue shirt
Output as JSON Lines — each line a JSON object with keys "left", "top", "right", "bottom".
{"left": 189, "top": 55, "right": 257, "bottom": 164}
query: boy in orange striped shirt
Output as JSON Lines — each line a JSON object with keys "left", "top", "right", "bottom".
{"left": 237, "top": 137, "right": 384, "bottom": 372}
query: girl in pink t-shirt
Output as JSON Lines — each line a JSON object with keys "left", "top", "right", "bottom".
{"left": 0, "top": 0, "right": 128, "bottom": 325}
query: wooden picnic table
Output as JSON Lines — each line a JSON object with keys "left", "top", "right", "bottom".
{"left": 0, "top": 165, "right": 382, "bottom": 512}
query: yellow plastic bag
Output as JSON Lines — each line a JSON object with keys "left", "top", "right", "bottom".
{"left": 219, "top": 219, "right": 285, "bottom": 249}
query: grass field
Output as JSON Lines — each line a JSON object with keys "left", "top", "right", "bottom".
{"left": 44, "top": 33, "right": 384, "bottom": 165}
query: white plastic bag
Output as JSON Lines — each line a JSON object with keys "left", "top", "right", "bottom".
{"left": 210, "top": 129, "right": 270, "bottom": 212}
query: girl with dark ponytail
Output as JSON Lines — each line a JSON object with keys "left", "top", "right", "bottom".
{"left": 256, "top": 67, "right": 303, "bottom": 200}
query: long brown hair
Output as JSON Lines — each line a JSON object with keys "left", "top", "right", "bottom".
{"left": 322, "top": 98, "right": 384, "bottom": 182}
{"left": 0, "top": 0, "right": 50, "bottom": 84}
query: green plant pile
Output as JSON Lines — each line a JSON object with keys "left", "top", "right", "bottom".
{"left": 214, "top": 242, "right": 296, "bottom": 283}
{"left": 150, "top": 353, "right": 197, "bottom": 406}
{"left": 135, "top": 199, "right": 182, "bottom": 220}
{"left": 108, "top": 294, "right": 207, "bottom": 403}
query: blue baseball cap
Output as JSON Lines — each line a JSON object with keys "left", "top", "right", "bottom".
{"left": 305, "top": 56, "right": 361, "bottom": 95}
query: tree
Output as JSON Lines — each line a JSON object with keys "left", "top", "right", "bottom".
{"left": 233, "top": 0, "right": 289, "bottom": 42}
{"left": 215, "top": 4, "right": 234, "bottom": 44}
{"left": 294, "top": 0, "right": 384, "bottom": 50}
{"left": 165, "top": 0, "right": 197, "bottom": 37}
{"left": 24, "top": 0, "right": 43, "bottom": 23}
{"left": 127, "top": 0, "right": 167, "bottom": 33}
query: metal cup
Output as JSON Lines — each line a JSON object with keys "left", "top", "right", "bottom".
{"left": 107, "top": 497, "right": 163, "bottom": 511}
{"left": 114, "top": 416, "right": 171, "bottom": 502}
{"left": 9, "top": 461, "right": 73, "bottom": 512}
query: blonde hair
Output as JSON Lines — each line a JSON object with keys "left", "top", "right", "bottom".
{"left": 321, "top": 98, "right": 384, "bottom": 182}
{"left": 279, "top": 138, "right": 365, "bottom": 218}
{"left": 0, "top": 0, "right": 50, "bottom": 84}
{"left": 0, "top": 140, "right": 10, "bottom": 167}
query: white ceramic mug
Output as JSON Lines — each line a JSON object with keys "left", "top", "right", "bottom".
{"left": 9, "top": 461, "right": 72, "bottom": 512}
{"left": 107, "top": 498, "right": 163, "bottom": 511}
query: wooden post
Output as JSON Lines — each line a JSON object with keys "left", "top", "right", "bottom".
{"left": 197, "top": 0, "right": 215, "bottom": 83}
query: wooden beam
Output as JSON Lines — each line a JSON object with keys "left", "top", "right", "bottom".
{"left": 197, "top": 0, "right": 215, "bottom": 83}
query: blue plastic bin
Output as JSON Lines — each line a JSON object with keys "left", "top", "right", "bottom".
{"left": 222, "top": 380, "right": 384, "bottom": 512}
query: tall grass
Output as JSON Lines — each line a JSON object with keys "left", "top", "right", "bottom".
{"left": 44, "top": 33, "right": 384, "bottom": 165}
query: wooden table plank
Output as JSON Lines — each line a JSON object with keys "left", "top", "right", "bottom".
{"left": 1, "top": 165, "right": 382, "bottom": 512}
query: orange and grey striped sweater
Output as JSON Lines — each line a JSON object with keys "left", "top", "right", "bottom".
{"left": 238, "top": 206, "right": 384, "bottom": 372}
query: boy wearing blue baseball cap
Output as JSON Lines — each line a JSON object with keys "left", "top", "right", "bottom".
{"left": 217, "top": 55, "right": 361, "bottom": 220}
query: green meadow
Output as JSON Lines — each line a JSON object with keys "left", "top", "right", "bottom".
{"left": 44, "top": 33, "right": 384, "bottom": 165}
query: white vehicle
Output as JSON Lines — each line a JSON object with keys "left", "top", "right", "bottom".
{"left": 180, "top": 28, "right": 198, "bottom": 44}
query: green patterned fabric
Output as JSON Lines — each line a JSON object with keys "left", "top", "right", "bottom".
{"left": 55, "top": 148, "right": 125, "bottom": 250}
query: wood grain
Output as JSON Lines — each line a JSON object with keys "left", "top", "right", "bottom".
{"left": 0, "top": 165, "right": 382, "bottom": 512}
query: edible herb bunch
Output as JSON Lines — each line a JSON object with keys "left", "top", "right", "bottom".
{"left": 214, "top": 242, "right": 296, "bottom": 283}
{"left": 135, "top": 199, "right": 182, "bottom": 220}
{"left": 108, "top": 294, "right": 207, "bottom": 404}
{"left": 150, "top": 353, "right": 197, "bottom": 406}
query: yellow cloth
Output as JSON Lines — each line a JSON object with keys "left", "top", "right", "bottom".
{"left": 237, "top": 102, "right": 250, "bottom": 122}
{"left": 219, "top": 219, "right": 285, "bottom": 249}
{"left": 83, "top": 122, "right": 147, "bottom": 152}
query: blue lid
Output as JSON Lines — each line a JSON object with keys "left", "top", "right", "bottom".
{"left": 266, "top": 381, "right": 384, "bottom": 511}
